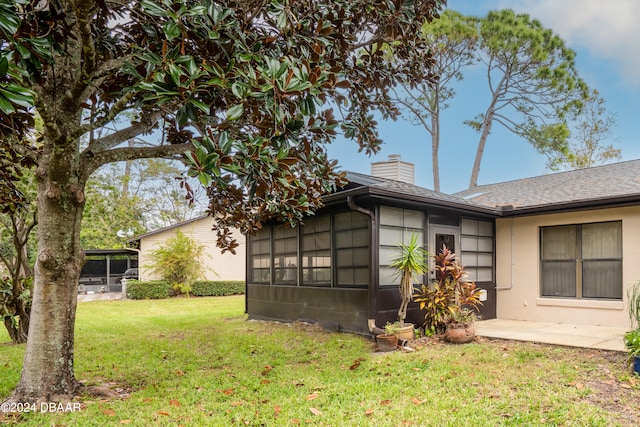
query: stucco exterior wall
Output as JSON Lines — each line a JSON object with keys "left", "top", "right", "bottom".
{"left": 138, "top": 217, "right": 246, "bottom": 282}
{"left": 495, "top": 206, "right": 640, "bottom": 328}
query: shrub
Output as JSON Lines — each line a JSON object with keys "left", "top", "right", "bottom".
{"left": 191, "top": 281, "right": 245, "bottom": 297}
{"left": 146, "top": 230, "right": 206, "bottom": 294}
{"left": 126, "top": 280, "right": 171, "bottom": 300}
{"left": 413, "top": 245, "right": 482, "bottom": 333}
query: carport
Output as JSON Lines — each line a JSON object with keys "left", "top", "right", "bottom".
{"left": 79, "top": 249, "right": 138, "bottom": 293}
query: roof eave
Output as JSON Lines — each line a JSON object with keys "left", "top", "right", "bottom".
{"left": 501, "top": 194, "right": 640, "bottom": 217}
{"left": 322, "top": 185, "right": 501, "bottom": 216}
{"left": 369, "top": 187, "right": 501, "bottom": 216}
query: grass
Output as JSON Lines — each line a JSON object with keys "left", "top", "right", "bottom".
{"left": 1, "top": 295, "right": 639, "bottom": 426}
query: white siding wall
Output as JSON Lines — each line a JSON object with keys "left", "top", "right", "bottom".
{"left": 139, "top": 217, "right": 245, "bottom": 282}
{"left": 495, "top": 206, "right": 640, "bottom": 328}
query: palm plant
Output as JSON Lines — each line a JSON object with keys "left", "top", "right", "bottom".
{"left": 390, "top": 233, "right": 428, "bottom": 327}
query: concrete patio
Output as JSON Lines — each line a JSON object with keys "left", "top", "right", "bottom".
{"left": 78, "top": 292, "right": 124, "bottom": 302}
{"left": 476, "top": 319, "right": 628, "bottom": 352}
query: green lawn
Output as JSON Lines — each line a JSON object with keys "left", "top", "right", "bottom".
{"left": 1, "top": 296, "right": 639, "bottom": 426}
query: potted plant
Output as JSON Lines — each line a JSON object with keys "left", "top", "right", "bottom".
{"left": 387, "top": 233, "right": 428, "bottom": 341}
{"left": 625, "top": 280, "right": 640, "bottom": 374}
{"left": 623, "top": 329, "right": 640, "bottom": 375}
{"left": 373, "top": 323, "right": 399, "bottom": 352}
{"left": 413, "top": 245, "right": 482, "bottom": 343}
{"left": 444, "top": 308, "right": 479, "bottom": 344}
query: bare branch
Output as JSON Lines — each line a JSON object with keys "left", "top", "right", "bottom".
{"left": 71, "top": 91, "right": 138, "bottom": 142}
{"left": 81, "top": 141, "right": 194, "bottom": 180}
{"left": 83, "top": 111, "right": 163, "bottom": 154}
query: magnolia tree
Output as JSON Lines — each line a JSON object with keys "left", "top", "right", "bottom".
{"left": 0, "top": 0, "right": 444, "bottom": 402}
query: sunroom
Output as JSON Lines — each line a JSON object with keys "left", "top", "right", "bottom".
{"left": 245, "top": 171, "right": 499, "bottom": 335}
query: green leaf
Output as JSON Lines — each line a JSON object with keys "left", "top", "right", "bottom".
{"left": 231, "top": 82, "right": 246, "bottom": 98}
{"left": 176, "top": 56, "right": 198, "bottom": 75}
{"left": 167, "top": 63, "right": 184, "bottom": 86}
{"left": 0, "top": 94, "right": 15, "bottom": 114}
{"left": 226, "top": 104, "right": 244, "bottom": 121}
{"left": 164, "top": 21, "right": 181, "bottom": 40}
{"left": 208, "top": 3, "right": 232, "bottom": 24}
{"left": 0, "top": 6, "right": 20, "bottom": 36}
{"left": 0, "top": 56, "right": 9, "bottom": 77}
{"left": 185, "top": 150, "right": 200, "bottom": 167}
{"left": 182, "top": 5, "right": 207, "bottom": 17}
{"left": 0, "top": 84, "right": 34, "bottom": 109}
{"left": 141, "top": 0, "right": 169, "bottom": 17}
{"left": 188, "top": 97, "right": 210, "bottom": 115}
{"left": 266, "top": 57, "right": 288, "bottom": 79}
{"left": 140, "top": 51, "right": 163, "bottom": 66}
{"left": 197, "top": 172, "right": 212, "bottom": 187}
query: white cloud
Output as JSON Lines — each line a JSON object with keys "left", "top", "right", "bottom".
{"left": 498, "top": 0, "right": 640, "bottom": 86}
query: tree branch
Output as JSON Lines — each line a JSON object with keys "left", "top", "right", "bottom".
{"left": 66, "top": 0, "right": 99, "bottom": 112}
{"left": 33, "top": 89, "right": 63, "bottom": 145}
{"left": 80, "top": 141, "right": 194, "bottom": 180}
{"left": 71, "top": 90, "right": 138, "bottom": 142}
{"left": 78, "top": 57, "right": 133, "bottom": 104}
{"left": 82, "top": 111, "right": 163, "bottom": 155}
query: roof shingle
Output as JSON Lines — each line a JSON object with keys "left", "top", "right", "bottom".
{"left": 454, "top": 159, "right": 640, "bottom": 210}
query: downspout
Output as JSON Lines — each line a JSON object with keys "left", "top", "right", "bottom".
{"left": 495, "top": 217, "right": 514, "bottom": 291}
{"left": 346, "top": 196, "right": 384, "bottom": 335}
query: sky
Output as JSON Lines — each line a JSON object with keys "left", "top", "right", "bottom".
{"left": 325, "top": 0, "right": 640, "bottom": 194}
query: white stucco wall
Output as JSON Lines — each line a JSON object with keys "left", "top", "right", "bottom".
{"left": 495, "top": 206, "right": 640, "bottom": 329}
{"left": 138, "top": 217, "right": 245, "bottom": 282}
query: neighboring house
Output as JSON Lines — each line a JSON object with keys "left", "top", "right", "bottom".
{"left": 129, "top": 215, "right": 246, "bottom": 282}
{"left": 245, "top": 155, "right": 640, "bottom": 334}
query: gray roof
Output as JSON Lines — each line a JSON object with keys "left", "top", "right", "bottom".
{"left": 454, "top": 159, "right": 640, "bottom": 212}
{"left": 339, "top": 171, "right": 498, "bottom": 215}
{"left": 128, "top": 214, "right": 209, "bottom": 243}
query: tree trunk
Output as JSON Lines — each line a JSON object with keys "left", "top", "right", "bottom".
{"left": 121, "top": 139, "right": 134, "bottom": 198}
{"left": 4, "top": 316, "right": 20, "bottom": 344}
{"left": 12, "top": 293, "right": 30, "bottom": 344}
{"left": 7, "top": 149, "right": 86, "bottom": 403}
{"left": 431, "top": 105, "right": 440, "bottom": 192}
{"left": 1, "top": 215, "right": 33, "bottom": 344}
{"left": 3, "top": 304, "right": 28, "bottom": 345}
{"left": 469, "top": 107, "right": 495, "bottom": 189}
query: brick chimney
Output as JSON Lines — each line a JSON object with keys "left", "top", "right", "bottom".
{"left": 371, "top": 154, "right": 414, "bottom": 184}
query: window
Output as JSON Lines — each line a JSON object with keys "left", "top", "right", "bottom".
{"left": 540, "top": 221, "right": 622, "bottom": 300}
{"left": 334, "top": 211, "right": 370, "bottom": 287}
{"left": 302, "top": 215, "right": 331, "bottom": 286}
{"left": 249, "top": 227, "right": 271, "bottom": 284}
{"left": 247, "top": 211, "right": 370, "bottom": 288}
{"left": 273, "top": 224, "right": 298, "bottom": 284}
{"left": 460, "top": 218, "right": 494, "bottom": 282}
{"left": 379, "top": 206, "right": 424, "bottom": 286}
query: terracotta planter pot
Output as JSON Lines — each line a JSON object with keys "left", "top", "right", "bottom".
{"left": 393, "top": 324, "right": 415, "bottom": 341}
{"left": 376, "top": 334, "right": 398, "bottom": 352}
{"left": 445, "top": 323, "right": 475, "bottom": 344}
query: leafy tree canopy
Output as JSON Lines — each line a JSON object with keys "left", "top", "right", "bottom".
{"left": 0, "top": 0, "right": 443, "bottom": 249}
{"left": 548, "top": 89, "right": 621, "bottom": 171}
{"left": 0, "top": 0, "right": 444, "bottom": 402}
